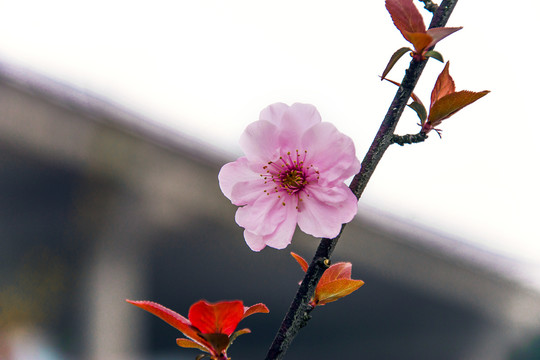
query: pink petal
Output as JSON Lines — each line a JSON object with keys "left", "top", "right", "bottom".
{"left": 243, "top": 230, "right": 267, "bottom": 251}
{"left": 243, "top": 199, "right": 298, "bottom": 250}
{"left": 297, "top": 184, "right": 358, "bottom": 238}
{"left": 239, "top": 120, "right": 280, "bottom": 163}
{"left": 276, "top": 103, "right": 322, "bottom": 150}
{"left": 301, "top": 122, "right": 360, "bottom": 186}
{"left": 218, "top": 157, "right": 260, "bottom": 202}
{"left": 235, "top": 193, "right": 288, "bottom": 236}
{"left": 259, "top": 102, "right": 290, "bottom": 125}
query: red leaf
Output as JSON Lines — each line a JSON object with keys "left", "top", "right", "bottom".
{"left": 385, "top": 0, "right": 426, "bottom": 38}
{"left": 242, "top": 303, "right": 269, "bottom": 319}
{"left": 430, "top": 61, "right": 455, "bottom": 108}
{"left": 428, "top": 90, "right": 490, "bottom": 127}
{"left": 315, "top": 278, "right": 365, "bottom": 306}
{"left": 188, "top": 300, "right": 245, "bottom": 336}
{"left": 290, "top": 252, "right": 309, "bottom": 272}
{"left": 126, "top": 300, "right": 201, "bottom": 342}
{"left": 319, "top": 262, "right": 352, "bottom": 285}
{"left": 425, "top": 27, "right": 462, "bottom": 49}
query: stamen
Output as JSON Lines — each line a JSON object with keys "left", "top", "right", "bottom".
{"left": 260, "top": 149, "right": 316, "bottom": 200}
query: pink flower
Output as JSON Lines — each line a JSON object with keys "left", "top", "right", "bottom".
{"left": 218, "top": 103, "right": 360, "bottom": 251}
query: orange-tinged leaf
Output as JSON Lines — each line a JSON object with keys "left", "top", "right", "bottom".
{"left": 319, "top": 262, "right": 352, "bottom": 285}
{"left": 176, "top": 338, "right": 211, "bottom": 353}
{"left": 404, "top": 31, "right": 433, "bottom": 54}
{"left": 188, "top": 300, "right": 245, "bottom": 336}
{"left": 315, "top": 278, "right": 365, "bottom": 305}
{"left": 242, "top": 303, "right": 269, "bottom": 319}
{"left": 385, "top": 0, "right": 425, "bottom": 38}
{"left": 431, "top": 61, "right": 455, "bottom": 108}
{"left": 126, "top": 300, "right": 200, "bottom": 341}
{"left": 381, "top": 46, "right": 412, "bottom": 80}
{"left": 428, "top": 90, "right": 490, "bottom": 126}
{"left": 290, "top": 252, "right": 309, "bottom": 272}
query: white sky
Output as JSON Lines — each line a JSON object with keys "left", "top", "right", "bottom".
{"left": 0, "top": 1, "right": 539, "bottom": 270}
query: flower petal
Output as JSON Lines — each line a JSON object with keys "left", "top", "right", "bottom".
{"left": 235, "top": 193, "right": 288, "bottom": 236}
{"left": 301, "top": 122, "right": 360, "bottom": 186}
{"left": 243, "top": 198, "right": 298, "bottom": 250}
{"left": 239, "top": 120, "right": 281, "bottom": 163}
{"left": 297, "top": 183, "right": 358, "bottom": 238}
{"left": 188, "top": 300, "right": 245, "bottom": 336}
{"left": 243, "top": 230, "right": 268, "bottom": 251}
{"left": 259, "top": 102, "right": 290, "bottom": 125}
{"left": 218, "top": 157, "right": 260, "bottom": 203}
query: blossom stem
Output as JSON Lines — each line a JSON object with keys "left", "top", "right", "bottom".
{"left": 264, "top": 1, "right": 459, "bottom": 359}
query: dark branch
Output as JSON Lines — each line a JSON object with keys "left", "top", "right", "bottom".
{"left": 392, "top": 132, "right": 428, "bottom": 146}
{"left": 418, "top": 0, "right": 439, "bottom": 13}
{"left": 264, "top": 1, "right": 458, "bottom": 359}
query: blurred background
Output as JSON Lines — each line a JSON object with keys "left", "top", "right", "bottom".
{"left": 1, "top": 1, "right": 540, "bottom": 359}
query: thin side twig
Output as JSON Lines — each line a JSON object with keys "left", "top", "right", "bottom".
{"left": 264, "top": 1, "right": 459, "bottom": 359}
{"left": 419, "top": 0, "right": 439, "bottom": 13}
{"left": 392, "top": 132, "right": 428, "bottom": 146}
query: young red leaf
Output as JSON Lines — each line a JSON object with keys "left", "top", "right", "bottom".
{"left": 126, "top": 300, "right": 201, "bottom": 342}
{"left": 290, "top": 253, "right": 364, "bottom": 307}
{"left": 188, "top": 300, "right": 245, "bottom": 336}
{"left": 290, "top": 252, "right": 309, "bottom": 272}
{"left": 319, "top": 262, "right": 352, "bottom": 284}
{"left": 428, "top": 90, "right": 490, "bottom": 127}
{"left": 385, "top": 0, "right": 425, "bottom": 37}
{"left": 430, "top": 61, "right": 455, "bottom": 108}
{"left": 242, "top": 303, "right": 270, "bottom": 319}
{"left": 315, "top": 278, "right": 365, "bottom": 306}
{"left": 425, "top": 26, "right": 462, "bottom": 49}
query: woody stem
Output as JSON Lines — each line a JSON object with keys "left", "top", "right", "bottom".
{"left": 264, "top": 1, "right": 459, "bottom": 359}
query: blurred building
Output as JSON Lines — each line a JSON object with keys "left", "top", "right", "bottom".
{"left": 1, "top": 60, "right": 540, "bottom": 360}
